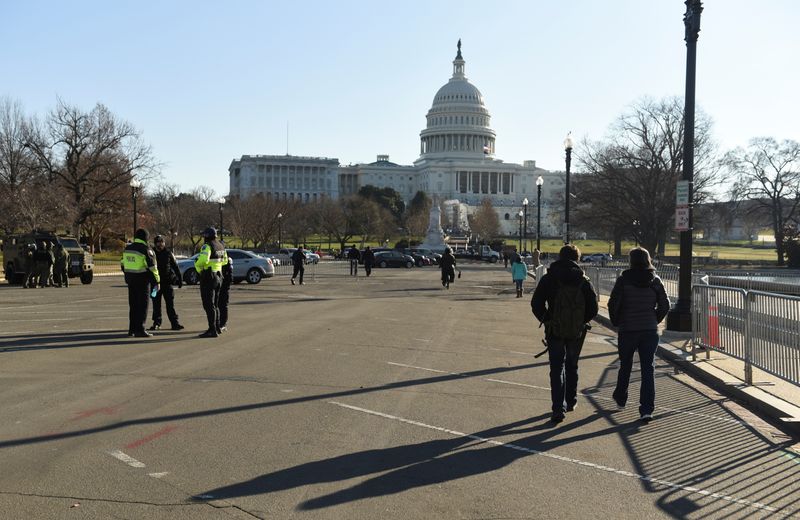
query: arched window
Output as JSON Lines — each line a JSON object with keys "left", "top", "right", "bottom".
{"left": 504, "top": 213, "right": 510, "bottom": 220}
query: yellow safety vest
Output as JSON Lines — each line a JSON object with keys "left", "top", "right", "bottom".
{"left": 120, "top": 239, "right": 160, "bottom": 283}
{"left": 195, "top": 242, "right": 225, "bottom": 273}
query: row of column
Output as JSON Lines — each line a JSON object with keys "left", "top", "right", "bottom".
{"left": 421, "top": 134, "right": 495, "bottom": 154}
{"left": 456, "top": 171, "right": 514, "bottom": 195}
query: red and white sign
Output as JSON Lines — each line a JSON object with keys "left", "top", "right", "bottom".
{"left": 675, "top": 207, "right": 690, "bottom": 231}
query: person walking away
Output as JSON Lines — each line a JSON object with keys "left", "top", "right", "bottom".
{"left": 503, "top": 251, "right": 509, "bottom": 268}
{"left": 532, "top": 248, "right": 541, "bottom": 268}
{"left": 195, "top": 227, "right": 225, "bottom": 338}
{"left": 347, "top": 244, "right": 361, "bottom": 276}
{"left": 121, "top": 229, "right": 160, "bottom": 337}
{"left": 218, "top": 246, "right": 232, "bottom": 332}
{"left": 149, "top": 235, "right": 184, "bottom": 331}
{"left": 291, "top": 246, "right": 305, "bottom": 285}
{"left": 531, "top": 244, "right": 598, "bottom": 423}
{"left": 53, "top": 242, "right": 69, "bottom": 287}
{"left": 363, "top": 246, "right": 375, "bottom": 277}
{"left": 608, "top": 247, "right": 670, "bottom": 422}
{"left": 440, "top": 246, "right": 456, "bottom": 289}
{"left": 23, "top": 243, "right": 37, "bottom": 288}
{"left": 511, "top": 256, "right": 527, "bottom": 297}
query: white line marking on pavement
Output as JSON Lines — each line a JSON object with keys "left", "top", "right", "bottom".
{"left": 281, "top": 389, "right": 295, "bottom": 393}
{"left": 391, "top": 362, "right": 749, "bottom": 427}
{"left": 108, "top": 450, "right": 145, "bottom": 468}
{"left": 413, "top": 338, "right": 432, "bottom": 343}
{"left": 148, "top": 472, "right": 169, "bottom": 478}
{"left": 328, "top": 401, "right": 785, "bottom": 516}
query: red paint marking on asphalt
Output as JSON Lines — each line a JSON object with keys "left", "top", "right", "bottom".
{"left": 125, "top": 425, "right": 178, "bottom": 450}
{"left": 71, "top": 407, "right": 117, "bottom": 421}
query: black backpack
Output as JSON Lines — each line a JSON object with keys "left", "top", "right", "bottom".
{"left": 546, "top": 278, "right": 587, "bottom": 340}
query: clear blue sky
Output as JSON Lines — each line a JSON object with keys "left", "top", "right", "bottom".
{"left": 2, "top": 1, "right": 798, "bottom": 197}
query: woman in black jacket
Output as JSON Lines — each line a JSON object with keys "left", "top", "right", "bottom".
{"left": 608, "top": 247, "right": 670, "bottom": 422}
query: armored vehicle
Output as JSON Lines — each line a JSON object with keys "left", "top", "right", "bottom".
{"left": 2, "top": 232, "right": 94, "bottom": 284}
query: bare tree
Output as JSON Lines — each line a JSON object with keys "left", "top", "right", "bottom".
{"left": 469, "top": 198, "right": 500, "bottom": 242}
{"left": 576, "top": 97, "right": 720, "bottom": 254}
{"left": 725, "top": 137, "right": 800, "bottom": 265}
{"left": 314, "top": 196, "right": 362, "bottom": 252}
{"left": 23, "top": 99, "right": 158, "bottom": 237}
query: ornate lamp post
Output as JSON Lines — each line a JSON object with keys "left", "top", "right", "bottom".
{"left": 217, "top": 197, "right": 226, "bottom": 239}
{"left": 563, "top": 132, "right": 574, "bottom": 244}
{"left": 536, "top": 176, "right": 544, "bottom": 251}
{"left": 667, "top": 0, "right": 703, "bottom": 332}
{"left": 518, "top": 210, "right": 523, "bottom": 253}
{"left": 633, "top": 219, "right": 641, "bottom": 246}
{"left": 129, "top": 177, "right": 141, "bottom": 237}
{"left": 522, "top": 197, "right": 529, "bottom": 254}
{"left": 277, "top": 213, "right": 283, "bottom": 248}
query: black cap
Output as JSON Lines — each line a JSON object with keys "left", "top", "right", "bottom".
{"left": 154, "top": 234, "right": 165, "bottom": 243}
{"left": 202, "top": 227, "right": 217, "bottom": 239}
{"left": 134, "top": 228, "right": 149, "bottom": 241}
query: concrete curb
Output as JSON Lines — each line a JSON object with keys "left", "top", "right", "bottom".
{"left": 591, "top": 312, "right": 800, "bottom": 437}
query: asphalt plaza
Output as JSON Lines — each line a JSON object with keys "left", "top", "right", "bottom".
{"left": 0, "top": 263, "right": 799, "bottom": 519}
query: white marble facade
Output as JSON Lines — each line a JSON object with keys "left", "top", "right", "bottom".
{"left": 228, "top": 42, "right": 563, "bottom": 237}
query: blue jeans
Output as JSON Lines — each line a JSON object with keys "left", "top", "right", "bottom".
{"left": 547, "top": 336, "right": 581, "bottom": 414}
{"left": 614, "top": 330, "right": 659, "bottom": 416}
{"left": 514, "top": 280, "right": 523, "bottom": 291}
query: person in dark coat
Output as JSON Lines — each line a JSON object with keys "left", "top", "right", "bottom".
{"left": 218, "top": 243, "right": 232, "bottom": 332}
{"left": 347, "top": 245, "right": 361, "bottom": 276}
{"left": 362, "top": 246, "right": 375, "bottom": 277}
{"left": 23, "top": 243, "right": 37, "bottom": 288}
{"left": 439, "top": 246, "right": 456, "bottom": 289}
{"left": 149, "top": 235, "right": 184, "bottom": 331}
{"left": 608, "top": 247, "right": 670, "bottom": 422}
{"left": 531, "top": 244, "right": 598, "bottom": 423}
{"left": 291, "top": 246, "right": 306, "bottom": 285}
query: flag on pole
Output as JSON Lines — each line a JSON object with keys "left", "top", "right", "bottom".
{"left": 483, "top": 145, "right": 490, "bottom": 155}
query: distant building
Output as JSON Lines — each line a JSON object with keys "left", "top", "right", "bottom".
{"left": 229, "top": 41, "right": 563, "bottom": 237}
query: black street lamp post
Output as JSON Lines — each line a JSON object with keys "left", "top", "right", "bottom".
{"left": 522, "top": 198, "right": 529, "bottom": 254}
{"left": 217, "top": 197, "right": 226, "bottom": 239}
{"left": 517, "top": 210, "right": 523, "bottom": 253}
{"left": 667, "top": 0, "right": 703, "bottom": 332}
{"left": 129, "top": 177, "right": 141, "bottom": 237}
{"left": 536, "top": 176, "right": 544, "bottom": 251}
{"left": 563, "top": 133, "right": 573, "bottom": 244}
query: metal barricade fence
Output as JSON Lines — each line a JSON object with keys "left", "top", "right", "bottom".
{"left": 692, "top": 284, "right": 800, "bottom": 386}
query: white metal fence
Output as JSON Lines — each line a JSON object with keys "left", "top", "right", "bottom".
{"left": 692, "top": 284, "right": 800, "bottom": 386}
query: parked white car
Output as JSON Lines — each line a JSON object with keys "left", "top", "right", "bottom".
{"left": 177, "top": 249, "right": 274, "bottom": 285}
{"left": 279, "top": 248, "right": 319, "bottom": 264}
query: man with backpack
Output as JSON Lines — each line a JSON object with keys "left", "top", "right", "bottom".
{"left": 531, "top": 244, "right": 598, "bottom": 423}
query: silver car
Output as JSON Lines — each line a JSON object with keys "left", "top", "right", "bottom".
{"left": 178, "top": 248, "right": 274, "bottom": 285}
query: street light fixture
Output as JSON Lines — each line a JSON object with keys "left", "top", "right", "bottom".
{"left": 518, "top": 210, "right": 524, "bottom": 253}
{"left": 536, "top": 176, "right": 544, "bottom": 251}
{"left": 129, "top": 177, "right": 141, "bottom": 238}
{"left": 522, "top": 197, "right": 529, "bottom": 254}
{"left": 217, "top": 197, "right": 226, "bottom": 239}
{"left": 667, "top": 0, "right": 703, "bottom": 332}
{"left": 563, "top": 132, "right": 574, "bottom": 244}
{"left": 277, "top": 213, "right": 283, "bottom": 248}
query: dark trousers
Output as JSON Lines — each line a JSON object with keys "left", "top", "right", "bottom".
{"left": 292, "top": 264, "right": 304, "bottom": 284}
{"left": 441, "top": 268, "right": 455, "bottom": 286}
{"left": 200, "top": 273, "right": 222, "bottom": 332}
{"left": 614, "top": 330, "right": 659, "bottom": 416}
{"left": 546, "top": 336, "right": 581, "bottom": 414}
{"left": 55, "top": 266, "right": 68, "bottom": 286}
{"left": 152, "top": 283, "right": 179, "bottom": 327}
{"left": 127, "top": 281, "right": 150, "bottom": 334}
{"left": 349, "top": 259, "right": 358, "bottom": 276}
{"left": 219, "top": 277, "right": 231, "bottom": 327}
{"left": 364, "top": 262, "right": 372, "bottom": 277}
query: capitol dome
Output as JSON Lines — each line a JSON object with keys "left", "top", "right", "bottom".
{"left": 419, "top": 41, "right": 496, "bottom": 159}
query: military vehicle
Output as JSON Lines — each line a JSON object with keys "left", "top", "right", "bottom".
{"left": 2, "top": 232, "right": 94, "bottom": 284}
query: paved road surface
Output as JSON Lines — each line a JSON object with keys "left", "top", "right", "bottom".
{"left": 0, "top": 263, "right": 798, "bottom": 519}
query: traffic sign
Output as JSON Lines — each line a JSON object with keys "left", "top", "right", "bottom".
{"left": 676, "top": 180, "right": 691, "bottom": 206}
{"left": 675, "top": 207, "right": 690, "bottom": 231}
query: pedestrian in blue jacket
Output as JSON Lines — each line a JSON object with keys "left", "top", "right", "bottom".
{"left": 511, "top": 257, "right": 527, "bottom": 298}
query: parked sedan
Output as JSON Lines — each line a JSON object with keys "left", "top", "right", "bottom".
{"left": 374, "top": 250, "right": 415, "bottom": 268}
{"left": 177, "top": 249, "right": 274, "bottom": 285}
{"left": 401, "top": 249, "right": 432, "bottom": 266}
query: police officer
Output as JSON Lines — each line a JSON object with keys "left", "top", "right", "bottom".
{"left": 33, "top": 240, "right": 49, "bottom": 288}
{"left": 195, "top": 227, "right": 225, "bottom": 338}
{"left": 217, "top": 242, "right": 232, "bottom": 332}
{"left": 53, "top": 242, "right": 69, "bottom": 287}
{"left": 149, "top": 235, "right": 184, "bottom": 331}
{"left": 121, "top": 229, "right": 160, "bottom": 337}
{"left": 23, "top": 243, "right": 37, "bottom": 288}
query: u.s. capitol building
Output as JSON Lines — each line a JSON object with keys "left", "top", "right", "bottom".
{"left": 229, "top": 42, "right": 563, "bottom": 236}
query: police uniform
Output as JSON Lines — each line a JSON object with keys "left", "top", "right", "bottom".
{"left": 121, "top": 231, "right": 160, "bottom": 337}
{"left": 195, "top": 229, "right": 226, "bottom": 338}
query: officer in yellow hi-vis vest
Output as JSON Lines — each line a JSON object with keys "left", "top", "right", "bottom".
{"left": 195, "top": 227, "right": 226, "bottom": 338}
{"left": 121, "top": 229, "right": 160, "bottom": 337}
